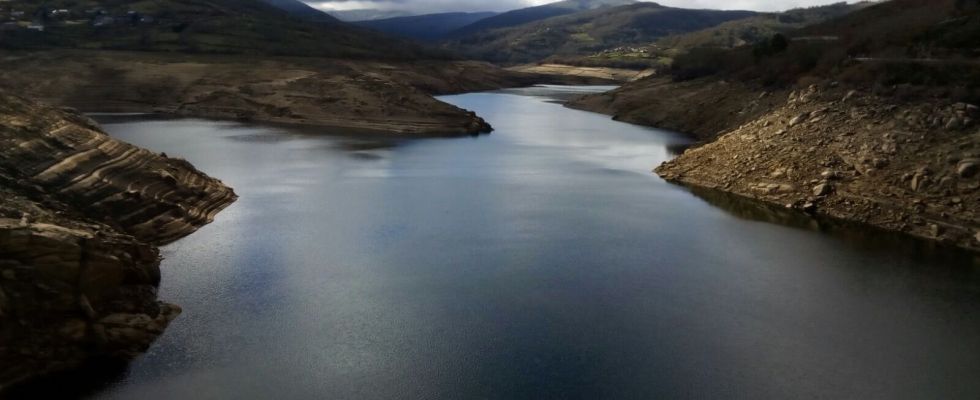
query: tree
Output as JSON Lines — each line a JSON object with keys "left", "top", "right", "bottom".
{"left": 753, "top": 33, "right": 789, "bottom": 60}
{"left": 770, "top": 33, "right": 789, "bottom": 53}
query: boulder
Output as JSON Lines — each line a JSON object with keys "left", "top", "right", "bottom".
{"left": 957, "top": 159, "right": 978, "bottom": 178}
{"left": 945, "top": 117, "right": 963, "bottom": 130}
{"left": 911, "top": 174, "right": 930, "bottom": 191}
{"left": 813, "top": 183, "right": 832, "bottom": 196}
{"left": 821, "top": 170, "right": 841, "bottom": 180}
{"left": 789, "top": 112, "right": 811, "bottom": 127}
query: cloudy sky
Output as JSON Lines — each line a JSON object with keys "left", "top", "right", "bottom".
{"left": 305, "top": 0, "right": 854, "bottom": 14}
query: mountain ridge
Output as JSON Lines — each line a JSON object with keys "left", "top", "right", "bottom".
{"left": 0, "top": 0, "right": 434, "bottom": 59}
{"left": 259, "top": 0, "right": 341, "bottom": 23}
{"left": 355, "top": 12, "right": 499, "bottom": 42}
{"left": 329, "top": 9, "right": 415, "bottom": 22}
{"left": 444, "top": 2, "right": 756, "bottom": 64}
{"left": 447, "top": 0, "right": 640, "bottom": 38}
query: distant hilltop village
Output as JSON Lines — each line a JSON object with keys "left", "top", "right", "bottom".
{"left": 0, "top": 3, "right": 155, "bottom": 32}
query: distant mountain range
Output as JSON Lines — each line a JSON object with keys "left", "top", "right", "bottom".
{"left": 260, "top": 0, "right": 339, "bottom": 23}
{"left": 0, "top": 0, "right": 433, "bottom": 59}
{"left": 329, "top": 9, "right": 416, "bottom": 22}
{"left": 448, "top": 0, "right": 638, "bottom": 38}
{"left": 551, "top": 1, "right": 870, "bottom": 68}
{"left": 443, "top": 2, "right": 757, "bottom": 64}
{"left": 355, "top": 12, "right": 499, "bottom": 42}
{"left": 326, "top": 0, "right": 635, "bottom": 24}
{"left": 0, "top": 0, "right": 897, "bottom": 71}
{"left": 336, "top": 0, "right": 861, "bottom": 67}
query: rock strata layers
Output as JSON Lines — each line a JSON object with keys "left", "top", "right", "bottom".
{"left": 0, "top": 91, "right": 236, "bottom": 390}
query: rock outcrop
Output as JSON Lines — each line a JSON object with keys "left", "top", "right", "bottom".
{"left": 0, "top": 91, "right": 236, "bottom": 390}
{"left": 568, "top": 77, "right": 788, "bottom": 140}
{"left": 652, "top": 84, "right": 980, "bottom": 251}
{"left": 570, "top": 63, "right": 980, "bottom": 252}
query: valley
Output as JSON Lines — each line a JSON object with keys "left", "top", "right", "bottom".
{"left": 2, "top": 0, "right": 980, "bottom": 397}
{"left": 441, "top": 1, "right": 757, "bottom": 64}
{"left": 0, "top": 0, "right": 604, "bottom": 135}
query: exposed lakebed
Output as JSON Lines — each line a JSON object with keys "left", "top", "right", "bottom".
{"left": 26, "top": 86, "right": 980, "bottom": 399}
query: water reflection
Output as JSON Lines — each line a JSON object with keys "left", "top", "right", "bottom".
{"left": 4, "top": 359, "right": 130, "bottom": 399}
{"left": 688, "top": 185, "right": 980, "bottom": 267}
{"left": 665, "top": 142, "right": 693, "bottom": 157}
{"left": 13, "top": 86, "right": 979, "bottom": 400}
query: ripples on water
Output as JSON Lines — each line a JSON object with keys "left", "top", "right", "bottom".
{"left": 12, "top": 86, "right": 979, "bottom": 400}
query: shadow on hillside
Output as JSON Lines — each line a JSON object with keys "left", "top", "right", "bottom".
{"left": 3, "top": 358, "right": 129, "bottom": 400}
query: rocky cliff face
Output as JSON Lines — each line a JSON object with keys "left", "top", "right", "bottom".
{"left": 0, "top": 92, "right": 236, "bottom": 390}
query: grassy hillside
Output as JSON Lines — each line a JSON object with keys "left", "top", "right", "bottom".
{"left": 444, "top": 2, "right": 756, "bottom": 65}
{"left": 669, "top": 0, "right": 980, "bottom": 100}
{"left": 547, "top": 2, "right": 868, "bottom": 69}
{"left": 355, "top": 12, "right": 498, "bottom": 42}
{"left": 656, "top": 2, "right": 866, "bottom": 49}
{"left": 259, "top": 0, "right": 339, "bottom": 23}
{"left": 0, "top": 0, "right": 433, "bottom": 59}
{"left": 447, "top": 0, "right": 637, "bottom": 38}
{"left": 329, "top": 9, "right": 413, "bottom": 22}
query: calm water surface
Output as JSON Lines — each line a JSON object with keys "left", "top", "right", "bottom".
{"left": 44, "top": 86, "right": 980, "bottom": 398}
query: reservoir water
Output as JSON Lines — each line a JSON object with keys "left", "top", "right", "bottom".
{"left": 29, "top": 86, "right": 980, "bottom": 399}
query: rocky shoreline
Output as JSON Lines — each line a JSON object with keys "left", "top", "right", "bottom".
{"left": 506, "top": 64, "right": 655, "bottom": 83}
{"left": 0, "top": 51, "right": 608, "bottom": 137}
{"left": 571, "top": 80, "right": 980, "bottom": 252}
{"left": 0, "top": 50, "right": 611, "bottom": 393}
{"left": 0, "top": 91, "right": 236, "bottom": 390}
